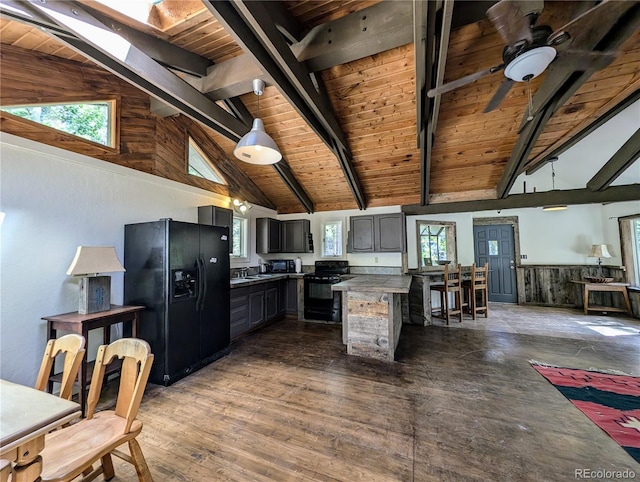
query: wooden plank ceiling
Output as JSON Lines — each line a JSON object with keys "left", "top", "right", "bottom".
{"left": 0, "top": 0, "right": 638, "bottom": 214}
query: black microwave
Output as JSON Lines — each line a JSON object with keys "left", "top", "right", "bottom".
{"left": 270, "top": 259, "right": 295, "bottom": 273}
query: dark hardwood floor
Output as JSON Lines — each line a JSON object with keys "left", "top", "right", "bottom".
{"left": 109, "top": 304, "right": 640, "bottom": 481}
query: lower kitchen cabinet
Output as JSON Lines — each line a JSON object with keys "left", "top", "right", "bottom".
{"left": 286, "top": 279, "right": 298, "bottom": 314}
{"left": 249, "top": 287, "right": 265, "bottom": 327}
{"left": 231, "top": 279, "right": 290, "bottom": 339}
{"left": 230, "top": 287, "right": 250, "bottom": 338}
{"left": 264, "top": 282, "right": 279, "bottom": 321}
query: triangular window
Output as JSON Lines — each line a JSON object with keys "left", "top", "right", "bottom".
{"left": 1, "top": 101, "right": 115, "bottom": 147}
{"left": 188, "top": 137, "right": 226, "bottom": 184}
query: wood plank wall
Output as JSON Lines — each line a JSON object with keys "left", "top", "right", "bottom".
{"left": 517, "top": 265, "right": 627, "bottom": 309}
{"left": 0, "top": 44, "right": 271, "bottom": 207}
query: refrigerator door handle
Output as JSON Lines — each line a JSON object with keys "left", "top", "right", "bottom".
{"left": 196, "top": 258, "right": 204, "bottom": 311}
{"left": 200, "top": 257, "right": 208, "bottom": 310}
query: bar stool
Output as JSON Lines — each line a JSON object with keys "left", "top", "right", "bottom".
{"left": 464, "top": 262, "right": 489, "bottom": 320}
{"left": 431, "top": 263, "right": 464, "bottom": 324}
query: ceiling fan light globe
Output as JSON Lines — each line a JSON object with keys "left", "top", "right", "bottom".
{"left": 504, "top": 46, "right": 556, "bottom": 81}
{"left": 233, "top": 118, "right": 282, "bottom": 165}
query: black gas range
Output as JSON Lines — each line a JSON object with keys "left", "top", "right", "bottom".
{"left": 304, "top": 261, "right": 349, "bottom": 322}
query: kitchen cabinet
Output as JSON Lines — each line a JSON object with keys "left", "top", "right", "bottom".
{"left": 198, "top": 205, "right": 233, "bottom": 253}
{"left": 286, "top": 279, "right": 298, "bottom": 314}
{"left": 350, "top": 215, "right": 375, "bottom": 252}
{"left": 230, "top": 287, "right": 250, "bottom": 338}
{"left": 375, "top": 213, "right": 406, "bottom": 251}
{"left": 349, "top": 213, "right": 406, "bottom": 252}
{"left": 257, "top": 217, "right": 312, "bottom": 253}
{"left": 264, "top": 282, "right": 279, "bottom": 321}
{"left": 249, "top": 287, "right": 265, "bottom": 328}
{"left": 256, "top": 218, "right": 282, "bottom": 254}
{"left": 232, "top": 279, "right": 287, "bottom": 337}
{"left": 282, "top": 219, "right": 312, "bottom": 253}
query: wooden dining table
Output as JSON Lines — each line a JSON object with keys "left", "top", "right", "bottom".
{"left": 0, "top": 379, "right": 81, "bottom": 482}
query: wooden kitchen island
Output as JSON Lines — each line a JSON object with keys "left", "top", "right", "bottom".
{"left": 332, "top": 275, "right": 412, "bottom": 362}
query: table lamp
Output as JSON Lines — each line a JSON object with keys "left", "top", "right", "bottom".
{"left": 589, "top": 244, "right": 612, "bottom": 266}
{"left": 66, "top": 246, "right": 125, "bottom": 314}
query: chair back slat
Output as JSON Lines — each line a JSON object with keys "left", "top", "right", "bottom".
{"left": 35, "top": 334, "right": 86, "bottom": 400}
{"left": 85, "top": 338, "right": 153, "bottom": 435}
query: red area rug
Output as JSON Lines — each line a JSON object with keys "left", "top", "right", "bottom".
{"left": 531, "top": 363, "right": 640, "bottom": 464}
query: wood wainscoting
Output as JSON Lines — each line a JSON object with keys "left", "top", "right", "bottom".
{"left": 516, "top": 265, "right": 634, "bottom": 313}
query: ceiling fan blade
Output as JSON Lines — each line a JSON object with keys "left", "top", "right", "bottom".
{"left": 427, "top": 65, "right": 504, "bottom": 98}
{"left": 486, "top": 0, "right": 536, "bottom": 46}
{"left": 557, "top": 49, "right": 617, "bottom": 71}
{"left": 549, "top": 0, "right": 628, "bottom": 47}
{"left": 483, "top": 78, "right": 515, "bottom": 113}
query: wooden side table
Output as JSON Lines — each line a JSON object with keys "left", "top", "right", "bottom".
{"left": 570, "top": 280, "right": 632, "bottom": 316}
{"left": 41, "top": 305, "right": 145, "bottom": 414}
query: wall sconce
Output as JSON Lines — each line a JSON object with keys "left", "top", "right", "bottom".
{"left": 66, "top": 246, "right": 125, "bottom": 314}
{"left": 232, "top": 199, "right": 252, "bottom": 215}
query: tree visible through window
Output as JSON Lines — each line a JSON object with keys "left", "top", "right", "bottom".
{"left": 322, "top": 221, "right": 342, "bottom": 257}
{"left": 232, "top": 217, "right": 248, "bottom": 258}
{"left": 2, "top": 101, "right": 113, "bottom": 146}
{"left": 417, "top": 221, "right": 457, "bottom": 268}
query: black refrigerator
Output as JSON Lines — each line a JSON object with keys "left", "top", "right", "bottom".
{"left": 124, "top": 219, "right": 230, "bottom": 386}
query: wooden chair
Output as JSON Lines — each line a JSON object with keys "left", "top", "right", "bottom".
{"left": 39, "top": 338, "right": 154, "bottom": 482}
{"left": 35, "top": 334, "right": 86, "bottom": 400}
{"left": 0, "top": 459, "right": 11, "bottom": 482}
{"left": 431, "top": 263, "right": 464, "bottom": 324}
{"left": 465, "top": 262, "right": 489, "bottom": 320}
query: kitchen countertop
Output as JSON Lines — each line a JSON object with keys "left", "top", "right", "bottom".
{"left": 230, "top": 272, "right": 304, "bottom": 287}
{"left": 330, "top": 274, "right": 412, "bottom": 293}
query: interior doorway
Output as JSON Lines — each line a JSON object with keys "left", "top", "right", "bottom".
{"left": 473, "top": 218, "right": 520, "bottom": 303}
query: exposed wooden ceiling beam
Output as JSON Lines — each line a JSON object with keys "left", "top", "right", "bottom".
{"left": 496, "top": 2, "right": 640, "bottom": 198}
{"left": 193, "top": 2, "right": 413, "bottom": 100}
{"left": 587, "top": 128, "right": 640, "bottom": 191}
{"left": 272, "top": 160, "right": 315, "bottom": 214}
{"left": 205, "top": 0, "right": 366, "bottom": 210}
{"left": 415, "top": 0, "right": 438, "bottom": 206}
{"left": 228, "top": 0, "right": 352, "bottom": 156}
{"left": 26, "top": 0, "right": 248, "bottom": 142}
{"left": 85, "top": 6, "right": 211, "bottom": 77}
{"left": 496, "top": 105, "right": 554, "bottom": 198}
{"left": 9, "top": 1, "right": 317, "bottom": 215}
{"left": 402, "top": 184, "right": 640, "bottom": 215}
{"left": 431, "top": 0, "right": 455, "bottom": 136}
{"left": 291, "top": 1, "right": 413, "bottom": 72}
{"left": 525, "top": 90, "right": 640, "bottom": 174}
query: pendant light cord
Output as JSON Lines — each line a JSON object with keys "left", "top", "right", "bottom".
{"left": 551, "top": 161, "right": 556, "bottom": 190}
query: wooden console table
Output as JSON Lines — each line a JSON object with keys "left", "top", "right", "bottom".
{"left": 571, "top": 280, "right": 632, "bottom": 316}
{"left": 41, "top": 305, "right": 145, "bottom": 414}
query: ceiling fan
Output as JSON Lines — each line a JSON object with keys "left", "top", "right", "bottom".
{"left": 427, "top": 0, "right": 614, "bottom": 116}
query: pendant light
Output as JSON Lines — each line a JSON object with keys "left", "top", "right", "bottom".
{"left": 234, "top": 79, "right": 282, "bottom": 165}
{"left": 542, "top": 157, "right": 567, "bottom": 211}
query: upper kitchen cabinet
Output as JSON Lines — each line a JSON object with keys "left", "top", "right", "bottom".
{"left": 282, "top": 219, "right": 312, "bottom": 253}
{"left": 198, "top": 205, "right": 233, "bottom": 253}
{"left": 257, "top": 218, "right": 313, "bottom": 254}
{"left": 349, "top": 213, "right": 406, "bottom": 253}
{"left": 256, "top": 217, "right": 282, "bottom": 254}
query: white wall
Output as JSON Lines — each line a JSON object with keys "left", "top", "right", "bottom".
{"left": 406, "top": 202, "right": 634, "bottom": 270}
{"left": 276, "top": 206, "right": 403, "bottom": 267}
{"left": 0, "top": 134, "right": 237, "bottom": 386}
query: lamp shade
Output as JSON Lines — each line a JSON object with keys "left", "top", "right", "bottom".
{"left": 233, "top": 118, "right": 282, "bottom": 165}
{"left": 66, "top": 246, "right": 125, "bottom": 276}
{"left": 588, "top": 244, "right": 612, "bottom": 259}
